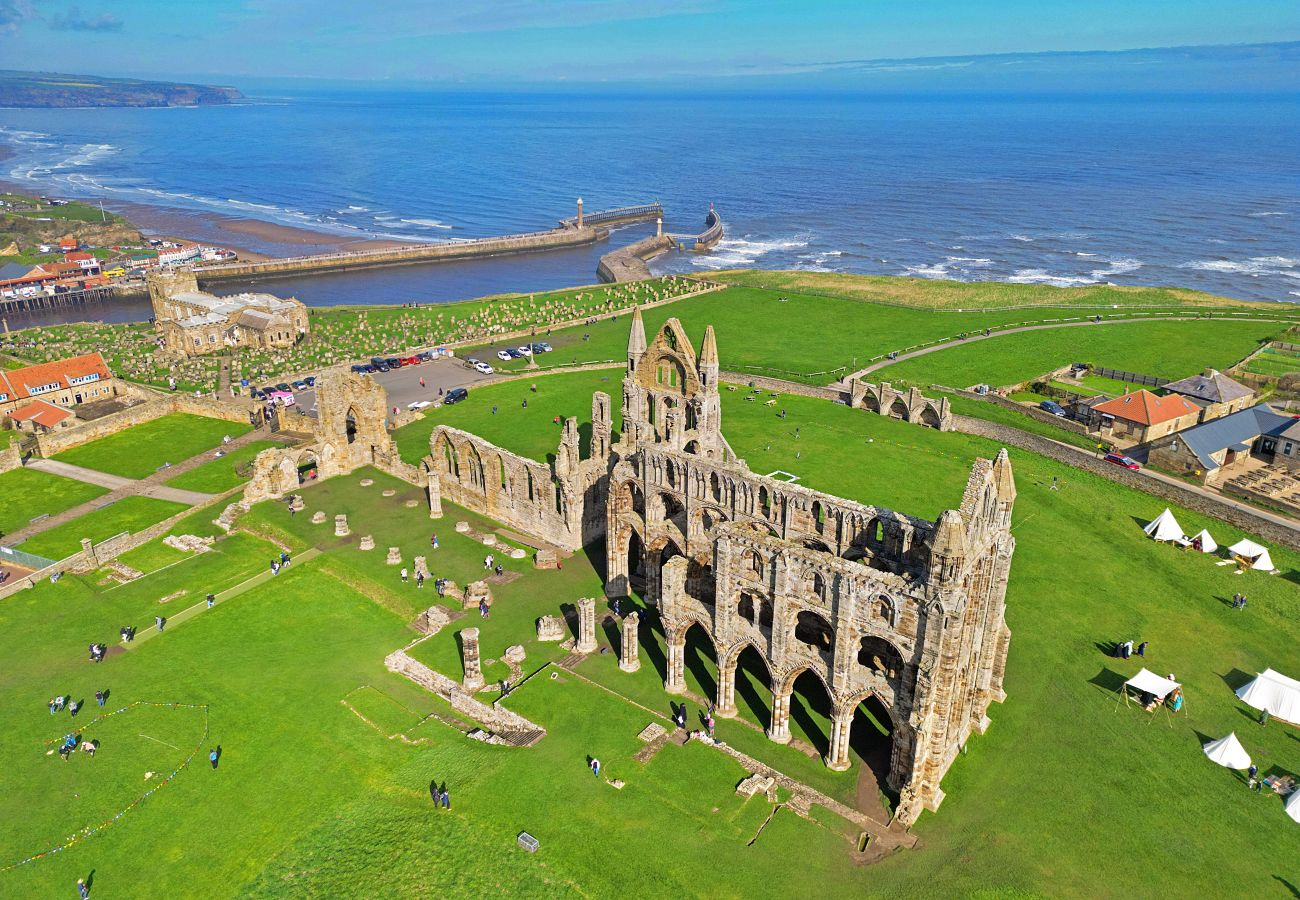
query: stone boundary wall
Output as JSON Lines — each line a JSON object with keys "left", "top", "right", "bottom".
{"left": 0, "top": 484, "right": 242, "bottom": 601}
{"left": 0, "top": 440, "right": 20, "bottom": 475}
{"left": 34, "top": 394, "right": 256, "bottom": 458}
{"left": 953, "top": 414, "right": 1300, "bottom": 552}
{"left": 945, "top": 387, "right": 1094, "bottom": 437}
{"left": 721, "top": 371, "right": 846, "bottom": 402}
{"left": 384, "top": 645, "right": 544, "bottom": 736}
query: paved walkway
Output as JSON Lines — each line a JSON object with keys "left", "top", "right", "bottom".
{"left": 844, "top": 314, "right": 1300, "bottom": 383}
{"left": 7, "top": 430, "right": 290, "bottom": 546}
{"left": 123, "top": 547, "right": 322, "bottom": 648}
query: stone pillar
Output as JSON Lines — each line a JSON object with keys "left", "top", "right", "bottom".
{"left": 715, "top": 657, "right": 737, "bottom": 717}
{"left": 79, "top": 537, "right": 96, "bottom": 567}
{"left": 825, "top": 703, "right": 853, "bottom": 771}
{"left": 427, "top": 470, "right": 443, "bottom": 518}
{"left": 665, "top": 626, "right": 685, "bottom": 693}
{"left": 460, "top": 628, "right": 484, "bottom": 691}
{"left": 767, "top": 691, "right": 792, "bottom": 743}
{"left": 619, "top": 612, "right": 640, "bottom": 672}
{"left": 576, "top": 597, "right": 597, "bottom": 654}
{"left": 576, "top": 197, "right": 583, "bottom": 228}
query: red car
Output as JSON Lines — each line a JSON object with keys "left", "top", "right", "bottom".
{"left": 403, "top": 355, "right": 422, "bottom": 366}
{"left": 1104, "top": 453, "right": 1141, "bottom": 470}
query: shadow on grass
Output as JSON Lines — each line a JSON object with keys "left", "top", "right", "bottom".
{"left": 684, "top": 626, "right": 717, "bottom": 702}
{"left": 640, "top": 614, "right": 668, "bottom": 683}
{"left": 1275, "top": 876, "right": 1300, "bottom": 899}
{"left": 1088, "top": 667, "right": 1127, "bottom": 693}
{"left": 600, "top": 615, "right": 620, "bottom": 652}
{"left": 1235, "top": 705, "right": 1269, "bottom": 727}
{"left": 1220, "top": 668, "right": 1253, "bottom": 692}
{"left": 560, "top": 602, "right": 579, "bottom": 642}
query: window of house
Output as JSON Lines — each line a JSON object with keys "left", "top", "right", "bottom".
{"left": 1286, "top": 442, "right": 1295, "bottom": 456}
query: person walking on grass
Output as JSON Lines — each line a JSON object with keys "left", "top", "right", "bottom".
{"left": 156, "top": 616, "right": 166, "bottom": 632}
{"left": 95, "top": 689, "right": 105, "bottom": 708}
{"left": 401, "top": 568, "right": 409, "bottom": 584}
{"left": 207, "top": 593, "right": 215, "bottom": 609}
{"left": 210, "top": 748, "right": 220, "bottom": 770}
{"left": 590, "top": 758, "right": 601, "bottom": 778}
{"left": 416, "top": 572, "right": 425, "bottom": 589}
{"left": 77, "top": 878, "right": 90, "bottom": 899}
{"left": 441, "top": 785, "right": 450, "bottom": 810}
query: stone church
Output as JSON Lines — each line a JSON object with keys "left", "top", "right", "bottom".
{"left": 148, "top": 270, "right": 308, "bottom": 357}
{"left": 424, "top": 308, "right": 1017, "bottom": 826}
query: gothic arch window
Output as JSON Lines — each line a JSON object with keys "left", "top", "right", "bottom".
{"left": 745, "top": 549, "right": 764, "bottom": 577}
{"left": 710, "top": 471, "right": 723, "bottom": 502}
{"left": 793, "top": 610, "right": 834, "bottom": 652}
{"left": 812, "top": 501, "right": 826, "bottom": 534}
{"left": 812, "top": 572, "right": 827, "bottom": 599}
{"left": 759, "top": 486, "right": 771, "bottom": 519}
{"left": 858, "top": 636, "right": 904, "bottom": 680}
{"left": 876, "top": 595, "right": 897, "bottom": 626}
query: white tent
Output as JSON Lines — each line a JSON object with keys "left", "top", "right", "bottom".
{"left": 1143, "top": 509, "right": 1185, "bottom": 543}
{"left": 1227, "top": 538, "right": 1274, "bottom": 572}
{"left": 1124, "top": 668, "right": 1181, "bottom": 700}
{"left": 1190, "top": 529, "right": 1217, "bottom": 553}
{"left": 1202, "top": 732, "right": 1252, "bottom": 770}
{"left": 1286, "top": 789, "right": 1300, "bottom": 824}
{"left": 1235, "top": 669, "right": 1300, "bottom": 724}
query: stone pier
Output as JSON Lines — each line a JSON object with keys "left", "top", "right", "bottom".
{"left": 619, "top": 612, "right": 640, "bottom": 672}
{"left": 576, "top": 597, "right": 597, "bottom": 654}
{"left": 460, "top": 628, "right": 484, "bottom": 691}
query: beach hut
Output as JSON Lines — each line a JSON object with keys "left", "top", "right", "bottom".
{"left": 1235, "top": 669, "right": 1300, "bottom": 725}
{"left": 1201, "top": 732, "right": 1251, "bottom": 770}
{"left": 1226, "top": 538, "right": 1275, "bottom": 572}
{"left": 1287, "top": 789, "right": 1300, "bottom": 824}
{"left": 1190, "top": 529, "right": 1217, "bottom": 553}
{"left": 1143, "top": 509, "right": 1184, "bottom": 543}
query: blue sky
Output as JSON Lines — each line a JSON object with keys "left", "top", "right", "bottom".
{"left": 0, "top": 0, "right": 1298, "bottom": 87}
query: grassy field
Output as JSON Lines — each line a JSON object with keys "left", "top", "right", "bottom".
{"left": 942, "top": 393, "right": 1105, "bottom": 452}
{"left": 878, "top": 319, "right": 1280, "bottom": 389}
{"left": 0, "top": 467, "right": 109, "bottom": 537}
{"left": 163, "top": 440, "right": 281, "bottom": 494}
{"left": 1242, "top": 344, "right": 1300, "bottom": 379}
{"left": 4, "top": 364, "right": 1300, "bottom": 895}
{"left": 18, "top": 495, "right": 190, "bottom": 560}
{"left": 393, "top": 369, "right": 624, "bottom": 466}
{"left": 53, "top": 414, "right": 252, "bottom": 480}
{"left": 712, "top": 269, "right": 1277, "bottom": 310}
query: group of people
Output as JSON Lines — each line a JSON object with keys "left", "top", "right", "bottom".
{"left": 87, "top": 642, "right": 107, "bottom": 663}
{"left": 429, "top": 781, "right": 452, "bottom": 809}
{"left": 58, "top": 733, "right": 96, "bottom": 760}
{"left": 270, "top": 551, "right": 291, "bottom": 576}
{"left": 1114, "top": 639, "right": 1148, "bottom": 660}
{"left": 1140, "top": 684, "right": 1183, "bottom": 713}
{"left": 1231, "top": 592, "right": 1249, "bottom": 610}
{"left": 119, "top": 625, "right": 136, "bottom": 642}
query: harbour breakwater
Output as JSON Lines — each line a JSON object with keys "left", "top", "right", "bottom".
{"left": 194, "top": 203, "right": 667, "bottom": 286}
{"left": 598, "top": 207, "right": 724, "bottom": 282}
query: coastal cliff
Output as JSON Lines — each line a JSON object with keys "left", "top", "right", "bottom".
{"left": 0, "top": 70, "right": 242, "bottom": 108}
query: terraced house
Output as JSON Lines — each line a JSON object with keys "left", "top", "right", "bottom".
{"left": 0, "top": 351, "right": 118, "bottom": 432}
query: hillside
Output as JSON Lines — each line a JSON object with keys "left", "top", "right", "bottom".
{"left": 0, "top": 70, "right": 242, "bottom": 108}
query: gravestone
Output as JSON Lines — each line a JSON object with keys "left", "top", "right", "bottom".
{"left": 310, "top": 510, "right": 326, "bottom": 524}
{"left": 536, "top": 615, "right": 565, "bottom": 641}
{"left": 334, "top": 514, "right": 349, "bottom": 537}
{"left": 386, "top": 547, "right": 402, "bottom": 565}
{"left": 413, "top": 555, "right": 430, "bottom": 579}
{"left": 358, "top": 535, "right": 375, "bottom": 551}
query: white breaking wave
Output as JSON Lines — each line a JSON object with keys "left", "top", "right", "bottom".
{"left": 1181, "top": 256, "right": 1298, "bottom": 277}
{"left": 399, "top": 218, "right": 453, "bottom": 230}
{"left": 692, "top": 234, "right": 812, "bottom": 270}
{"left": 945, "top": 256, "right": 993, "bottom": 266}
{"left": 1092, "top": 257, "right": 1143, "bottom": 277}
{"left": 1248, "top": 211, "right": 1289, "bottom": 217}
{"left": 900, "top": 263, "right": 949, "bottom": 278}
{"left": 1004, "top": 268, "right": 1099, "bottom": 287}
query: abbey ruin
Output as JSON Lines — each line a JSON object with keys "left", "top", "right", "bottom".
{"left": 420, "top": 309, "right": 1017, "bottom": 825}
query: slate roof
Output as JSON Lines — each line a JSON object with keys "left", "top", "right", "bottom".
{"left": 1162, "top": 369, "right": 1255, "bottom": 406}
{"left": 1173, "top": 403, "right": 1295, "bottom": 471}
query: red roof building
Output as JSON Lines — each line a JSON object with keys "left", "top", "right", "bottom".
{"left": 1090, "top": 389, "right": 1203, "bottom": 443}
{"left": 0, "top": 352, "right": 118, "bottom": 417}
{"left": 6, "top": 398, "right": 75, "bottom": 432}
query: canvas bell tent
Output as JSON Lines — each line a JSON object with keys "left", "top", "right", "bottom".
{"left": 1201, "top": 732, "right": 1251, "bottom": 770}
{"left": 1143, "top": 509, "right": 1185, "bottom": 543}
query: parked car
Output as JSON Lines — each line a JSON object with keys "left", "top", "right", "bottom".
{"left": 1038, "top": 400, "right": 1067, "bottom": 417}
{"left": 370, "top": 357, "right": 386, "bottom": 368}
{"left": 403, "top": 355, "right": 421, "bottom": 366}
{"left": 349, "top": 365, "right": 368, "bottom": 374}
{"left": 250, "top": 388, "right": 266, "bottom": 400}
{"left": 505, "top": 348, "right": 523, "bottom": 359}
{"left": 417, "top": 351, "right": 435, "bottom": 361}
{"left": 291, "top": 380, "right": 308, "bottom": 391}
{"left": 408, "top": 400, "right": 432, "bottom": 410}
{"left": 517, "top": 345, "right": 533, "bottom": 356}
{"left": 275, "top": 383, "right": 291, "bottom": 392}
{"left": 387, "top": 357, "right": 404, "bottom": 368}
{"left": 1104, "top": 453, "right": 1141, "bottom": 471}
{"left": 304, "top": 375, "right": 317, "bottom": 387}
{"left": 497, "top": 350, "right": 513, "bottom": 361}
{"left": 444, "top": 387, "right": 469, "bottom": 405}
{"left": 473, "top": 361, "right": 494, "bottom": 375}
{"left": 531, "top": 342, "right": 552, "bottom": 353}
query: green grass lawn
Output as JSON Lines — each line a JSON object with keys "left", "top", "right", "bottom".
{"left": 0, "top": 467, "right": 109, "bottom": 537}
{"left": 878, "top": 319, "right": 1279, "bottom": 389}
{"left": 393, "top": 368, "right": 624, "bottom": 466}
{"left": 943, "top": 393, "right": 1104, "bottom": 452}
{"left": 18, "top": 496, "right": 189, "bottom": 560}
{"left": 5, "top": 361, "right": 1300, "bottom": 896}
{"left": 1243, "top": 345, "right": 1300, "bottom": 379}
{"left": 163, "top": 440, "right": 280, "bottom": 493}
{"left": 53, "top": 414, "right": 253, "bottom": 480}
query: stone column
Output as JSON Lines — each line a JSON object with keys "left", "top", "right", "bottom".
{"left": 619, "top": 612, "right": 640, "bottom": 672}
{"left": 767, "top": 691, "right": 792, "bottom": 743}
{"left": 427, "top": 470, "right": 443, "bottom": 518}
{"left": 825, "top": 703, "right": 853, "bottom": 771}
{"left": 664, "top": 626, "right": 685, "bottom": 693}
{"left": 80, "top": 537, "right": 97, "bottom": 568}
{"left": 576, "top": 597, "right": 597, "bottom": 654}
{"left": 460, "top": 628, "right": 484, "bottom": 691}
{"left": 715, "top": 657, "right": 737, "bottom": 717}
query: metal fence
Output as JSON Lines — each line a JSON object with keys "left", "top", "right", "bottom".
{"left": 1092, "top": 366, "right": 1169, "bottom": 387}
{"left": 0, "top": 544, "right": 57, "bottom": 571}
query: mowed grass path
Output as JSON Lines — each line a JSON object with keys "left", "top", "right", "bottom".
{"left": 0, "top": 467, "right": 109, "bottom": 536}
{"left": 163, "top": 440, "right": 280, "bottom": 494}
{"left": 879, "top": 319, "right": 1278, "bottom": 388}
{"left": 53, "top": 413, "right": 252, "bottom": 480}
{"left": 19, "top": 496, "right": 189, "bottom": 560}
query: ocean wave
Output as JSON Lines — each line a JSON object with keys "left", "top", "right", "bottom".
{"left": 399, "top": 218, "right": 453, "bottom": 230}
{"left": 901, "top": 263, "right": 950, "bottom": 278}
{"left": 1004, "top": 268, "right": 1099, "bottom": 287}
{"left": 1248, "top": 211, "right": 1289, "bottom": 217}
{"left": 691, "top": 234, "right": 812, "bottom": 269}
{"left": 1181, "top": 256, "right": 1298, "bottom": 277}
{"left": 1092, "top": 257, "right": 1142, "bottom": 277}
{"left": 1010, "top": 234, "right": 1035, "bottom": 242}
{"left": 945, "top": 256, "right": 993, "bottom": 266}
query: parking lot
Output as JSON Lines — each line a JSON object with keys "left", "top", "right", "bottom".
{"left": 276, "top": 355, "right": 497, "bottom": 421}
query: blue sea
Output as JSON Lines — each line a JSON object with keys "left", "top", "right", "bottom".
{"left": 1, "top": 90, "right": 1298, "bottom": 319}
